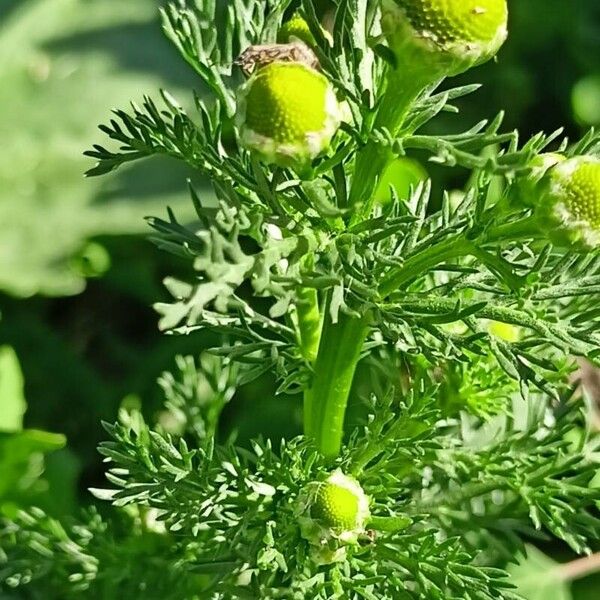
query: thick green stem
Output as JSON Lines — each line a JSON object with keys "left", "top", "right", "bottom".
{"left": 348, "top": 68, "right": 436, "bottom": 222}
{"left": 379, "top": 236, "right": 469, "bottom": 297}
{"left": 484, "top": 215, "right": 541, "bottom": 243}
{"left": 296, "top": 287, "right": 322, "bottom": 437}
{"left": 304, "top": 310, "right": 370, "bottom": 459}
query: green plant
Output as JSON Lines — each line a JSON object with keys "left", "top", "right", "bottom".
{"left": 2, "top": 1, "right": 600, "bottom": 598}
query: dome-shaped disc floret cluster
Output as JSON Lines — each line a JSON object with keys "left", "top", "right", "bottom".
{"left": 535, "top": 156, "right": 600, "bottom": 250}
{"left": 236, "top": 61, "right": 342, "bottom": 171}
{"left": 297, "top": 470, "right": 370, "bottom": 564}
{"left": 381, "top": 0, "right": 508, "bottom": 76}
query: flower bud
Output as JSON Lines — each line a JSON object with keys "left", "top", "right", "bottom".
{"left": 278, "top": 13, "right": 317, "bottom": 47}
{"left": 535, "top": 156, "right": 600, "bottom": 250}
{"left": 381, "top": 0, "right": 508, "bottom": 77}
{"left": 297, "top": 470, "right": 370, "bottom": 564}
{"left": 278, "top": 13, "right": 333, "bottom": 48}
{"left": 311, "top": 472, "right": 368, "bottom": 533}
{"left": 237, "top": 62, "right": 341, "bottom": 170}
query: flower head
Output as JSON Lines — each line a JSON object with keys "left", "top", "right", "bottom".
{"left": 535, "top": 156, "right": 600, "bottom": 250}
{"left": 297, "top": 470, "right": 370, "bottom": 564}
{"left": 237, "top": 62, "right": 341, "bottom": 170}
{"left": 278, "top": 13, "right": 317, "bottom": 47}
{"left": 381, "top": 0, "right": 508, "bottom": 76}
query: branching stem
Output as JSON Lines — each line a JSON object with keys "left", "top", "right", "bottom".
{"left": 348, "top": 68, "right": 435, "bottom": 223}
{"left": 379, "top": 236, "right": 469, "bottom": 296}
{"left": 379, "top": 217, "right": 542, "bottom": 297}
{"left": 305, "top": 216, "right": 540, "bottom": 458}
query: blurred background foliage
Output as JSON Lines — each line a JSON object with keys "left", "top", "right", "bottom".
{"left": 0, "top": 0, "right": 598, "bottom": 597}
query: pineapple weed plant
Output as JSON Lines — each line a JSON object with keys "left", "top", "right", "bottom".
{"left": 3, "top": 0, "right": 600, "bottom": 598}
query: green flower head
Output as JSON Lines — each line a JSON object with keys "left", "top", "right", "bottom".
{"left": 297, "top": 470, "right": 370, "bottom": 564}
{"left": 536, "top": 156, "right": 600, "bottom": 250}
{"left": 278, "top": 12, "right": 333, "bottom": 48}
{"left": 278, "top": 13, "right": 316, "bottom": 47}
{"left": 381, "top": 0, "right": 508, "bottom": 76}
{"left": 237, "top": 62, "right": 341, "bottom": 170}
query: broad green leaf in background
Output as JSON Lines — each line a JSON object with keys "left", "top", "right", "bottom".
{"left": 508, "top": 545, "right": 572, "bottom": 600}
{"left": 0, "top": 345, "right": 26, "bottom": 432}
{"left": 0, "top": 344, "right": 76, "bottom": 515}
{"left": 0, "top": 428, "right": 66, "bottom": 517}
{"left": 0, "top": 0, "right": 204, "bottom": 297}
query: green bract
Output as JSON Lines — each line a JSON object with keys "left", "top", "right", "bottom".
{"left": 237, "top": 62, "right": 341, "bottom": 170}
{"left": 381, "top": 0, "right": 508, "bottom": 76}
{"left": 536, "top": 156, "right": 600, "bottom": 250}
{"left": 513, "top": 153, "right": 566, "bottom": 207}
{"left": 297, "top": 470, "right": 370, "bottom": 564}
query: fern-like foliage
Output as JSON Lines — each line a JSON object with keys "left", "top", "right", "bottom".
{"left": 3, "top": 384, "right": 598, "bottom": 598}
{"left": 3, "top": 1, "right": 600, "bottom": 599}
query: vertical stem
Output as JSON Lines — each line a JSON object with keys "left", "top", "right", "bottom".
{"left": 301, "top": 62, "right": 442, "bottom": 458}
{"left": 304, "top": 309, "right": 370, "bottom": 459}
{"left": 296, "top": 286, "right": 322, "bottom": 437}
{"left": 348, "top": 68, "right": 435, "bottom": 222}
{"left": 296, "top": 287, "right": 322, "bottom": 364}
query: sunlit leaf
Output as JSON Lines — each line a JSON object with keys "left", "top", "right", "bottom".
{"left": 0, "top": 345, "right": 26, "bottom": 433}
{"left": 508, "top": 546, "right": 572, "bottom": 600}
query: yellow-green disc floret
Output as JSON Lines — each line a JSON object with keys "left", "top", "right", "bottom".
{"left": 382, "top": 0, "right": 508, "bottom": 76}
{"left": 536, "top": 156, "right": 600, "bottom": 250}
{"left": 311, "top": 478, "right": 362, "bottom": 531}
{"left": 237, "top": 62, "right": 341, "bottom": 169}
{"left": 399, "top": 0, "right": 507, "bottom": 47}
{"left": 297, "top": 470, "right": 370, "bottom": 564}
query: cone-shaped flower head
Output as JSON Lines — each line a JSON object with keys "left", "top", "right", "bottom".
{"left": 297, "top": 470, "right": 370, "bottom": 564}
{"left": 278, "top": 13, "right": 317, "bottom": 47}
{"left": 278, "top": 12, "right": 333, "bottom": 48}
{"left": 311, "top": 472, "right": 369, "bottom": 532}
{"left": 536, "top": 156, "right": 600, "bottom": 250}
{"left": 381, "top": 0, "right": 508, "bottom": 76}
{"left": 237, "top": 62, "right": 341, "bottom": 170}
